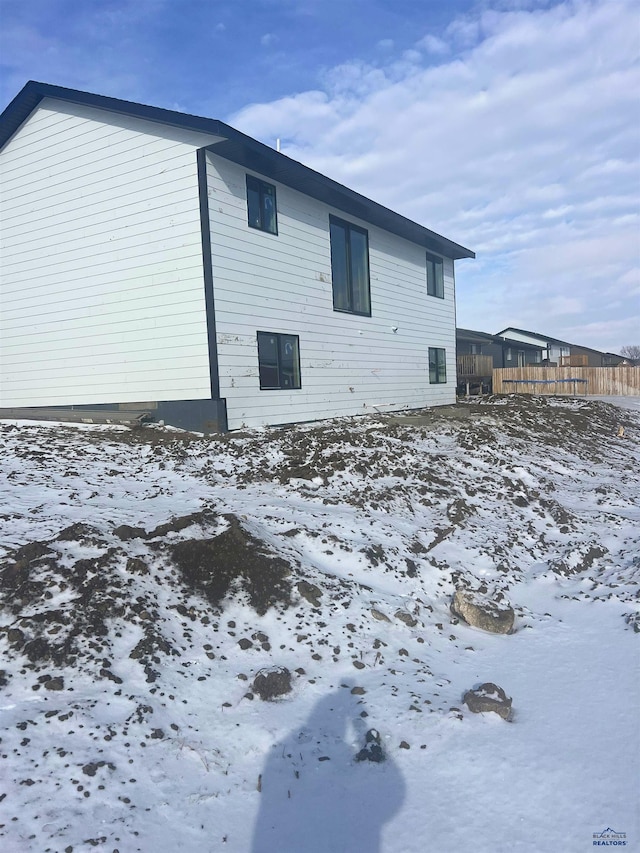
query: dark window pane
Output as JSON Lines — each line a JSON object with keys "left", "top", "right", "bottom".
{"left": 438, "top": 348, "right": 447, "bottom": 382}
{"left": 330, "top": 221, "right": 350, "bottom": 311}
{"left": 257, "top": 333, "right": 280, "bottom": 389}
{"left": 330, "top": 217, "right": 371, "bottom": 315}
{"left": 429, "top": 347, "right": 447, "bottom": 383}
{"left": 349, "top": 228, "right": 370, "bottom": 314}
{"left": 261, "top": 184, "right": 277, "bottom": 234}
{"left": 427, "top": 253, "right": 444, "bottom": 298}
{"left": 247, "top": 177, "right": 261, "bottom": 229}
{"left": 279, "top": 335, "right": 301, "bottom": 389}
{"left": 429, "top": 350, "right": 437, "bottom": 384}
{"left": 247, "top": 175, "right": 277, "bottom": 234}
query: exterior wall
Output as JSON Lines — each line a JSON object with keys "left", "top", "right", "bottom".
{"left": 0, "top": 99, "right": 220, "bottom": 407}
{"left": 205, "top": 153, "right": 457, "bottom": 429}
{"left": 547, "top": 342, "right": 570, "bottom": 363}
{"left": 503, "top": 346, "right": 542, "bottom": 367}
{"left": 569, "top": 345, "right": 623, "bottom": 367}
{"left": 456, "top": 336, "right": 503, "bottom": 367}
{"left": 500, "top": 331, "right": 566, "bottom": 364}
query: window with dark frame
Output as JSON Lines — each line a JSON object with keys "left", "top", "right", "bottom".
{"left": 428, "top": 347, "right": 447, "bottom": 384}
{"left": 246, "top": 175, "right": 277, "bottom": 234}
{"left": 329, "top": 216, "right": 371, "bottom": 316}
{"left": 257, "top": 331, "right": 301, "bottom": 390}
{"left": 426, "top": 252, "right": 444, "bottom": 298}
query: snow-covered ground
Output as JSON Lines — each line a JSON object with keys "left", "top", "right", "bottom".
{"left": 0, "top": 395, "right": 638, "bottom": 853}
{"left": 591, "top": 395, "right": 640, "bottom": 413}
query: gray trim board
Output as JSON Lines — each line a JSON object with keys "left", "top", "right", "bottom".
{"left": 155, "top": 399, "right": 228, "bottom": 433}
{"left": 0, "top": 399, "right": 229, "bottom": 433}
{"left": 196, "top": 148, "right": 220, "bottom": 400}
{"left": 0, "top": 81, "right": 475, "bottom": 261}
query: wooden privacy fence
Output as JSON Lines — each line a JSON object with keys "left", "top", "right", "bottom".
{"left": 457, "top": 354, "right": 494, "bottom": 377}
{"left": 493, "top": 366, "right": 640, "bottom": 396}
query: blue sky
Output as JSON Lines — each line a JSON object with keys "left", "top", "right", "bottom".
{"left": 1, "top": 0, "right": 638, "bottom": 352}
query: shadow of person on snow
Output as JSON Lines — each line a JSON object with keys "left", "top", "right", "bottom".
{"left": 251, "top": 684, "right": 405, "bottom": 853}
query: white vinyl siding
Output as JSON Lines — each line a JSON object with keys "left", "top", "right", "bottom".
{"left": 205, "top": 153, "right": 456, "bottom": 429}
{"left": 0, "top": 100, "right": 221, "bottom": 406}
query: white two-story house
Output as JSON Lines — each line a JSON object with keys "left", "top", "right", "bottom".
{"left": 0, "top": 81, "right": 474, "bottom": 431}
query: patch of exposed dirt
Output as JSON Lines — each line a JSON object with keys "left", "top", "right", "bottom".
{"left": 0, "top": 528, "right": 174, "bottom": 678}
{"left": 170, "top": 514, "right": 293, "bottom": 615}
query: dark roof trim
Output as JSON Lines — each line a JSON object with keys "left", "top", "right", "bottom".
{"left": 496, "top": 327, "right": 624, "bottom": 358}
{"left": 0, "top": 81, "right": 475, "bottom": 260}
{"left": 457, "top": 328, "right": 543, "bottom": 350}
{"left": 496, "top": 327, "right": 572, "bottom": 346}
{"left": 456, "top": 328, "right": 498, "bottom": 342}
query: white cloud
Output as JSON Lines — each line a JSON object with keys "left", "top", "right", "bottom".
{"left": 229, "top": 0, "right": 640, "bottom": 353}
{"left": 547, "top": 296, "right": 584, "bottom": 316}
{"left": 417, "top": 34, "right": 450, "bottom": 55}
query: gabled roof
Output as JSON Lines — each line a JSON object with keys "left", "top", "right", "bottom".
{"left": 496, "top": 327, "right": 571, "bottom": 346}
{"left": 496, "top": 327, "right": 624, "bottom": 359}
{"left": 457, "top": 327, "right": 543, "bottom": 350}
{"left": 0, "top": 81, "right": 475, "bottom": 261}
{"left": 457, "top": 328, "right": 501, "bottom": 344}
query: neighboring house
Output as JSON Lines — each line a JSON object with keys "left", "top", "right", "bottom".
{"left": 496, "top": 328, "right": 569, "bottom": 365}
{"left": 457, "top": 328, "right": 543, "bottom": 368}
{"left": 567, "top": 344, "right": 626, "bottom": 367}
{"left": 496, "top": 327, "right": 624, "bottom": 367}
{"left": 456, "top": 328, "right": 543, "bottom": 393}
{"left": 0, "top": 81, "right": 474, "bottom": 432}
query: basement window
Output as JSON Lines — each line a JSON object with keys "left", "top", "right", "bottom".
{"left": 247, "top": 175, "right": 277, "bottom": 234}
{"left": 426, "top": 252, "right": 444, "bottom": 298}
{"left": 257, "top": 332, "right": 301, "bottom": 390}
{"left": 429, "top": 347, "right": 447, "bottom": 384}
{"left": 330, "top": 216, "right": 371, "bottom": 316}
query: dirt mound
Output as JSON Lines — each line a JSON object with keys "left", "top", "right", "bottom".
{"left": 0, "top": 526, "right": 173, "bottom": 682}
{"left": 0, "top": 513, "right": 294, "bottom": 685}
{"left": 170, "top": 515, "right": 292, "bottom": 615}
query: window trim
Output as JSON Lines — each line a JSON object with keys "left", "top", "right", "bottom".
{"left": 257, "top": 331, "right": 301, "bottom": 391}
{"left": 426, "top": 251, "right": 444, "bottom": 299}
{"left": 246, "top": 174, "right": 278, "bottom": 235}
{"left": 329, "top": 215, "right": 371, "bottom": 317}
{"left": 428, "top": 347, "right": 447, "bottom": 384}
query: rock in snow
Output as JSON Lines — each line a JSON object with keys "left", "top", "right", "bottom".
{"left": 463, "top": 683, "right": 513, "bottom": 720}
{"left": 451, "top": 589, "right": 515, "bottom": 634}
{"left": 252, "top": 666, "right": 293, "bottom": 701}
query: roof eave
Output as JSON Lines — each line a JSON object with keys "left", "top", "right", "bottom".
{"left": 1, "top": 81, "right": 475, "bottom": 260}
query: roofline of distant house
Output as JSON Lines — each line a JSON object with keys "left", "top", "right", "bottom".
{"left": 495, "top": 326, "right": 623, "bottom": 358}
{"left": 0, "top": 81, "right": 475, "bottom": 261}
{"left": 495, "top": 326, "right": 573, "bottom": 346}
{"left": 457, "top": 327, "right": 543, "bottom": 350}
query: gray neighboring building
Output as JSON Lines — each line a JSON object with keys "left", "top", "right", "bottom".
{"left": 496, "top": 327, "right": 625, "bottom": 367}
{"left": 456, "top": 328, "right": 543, "bottom": 393}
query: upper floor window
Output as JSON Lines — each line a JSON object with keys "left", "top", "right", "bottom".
{"left": 329, "top": 216, "right": 371, "bottom": 316}
{"left": 257, "top": 331, "right": 301, "bottom": 390}
{"left": 429, "top": 347, "right": 447, "bottom": 384}
{"left": 426, "top": 252, "right": 444, "bottom": 298}
{"left": 247, "top": 175, "right": 277, "bottom": 234}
